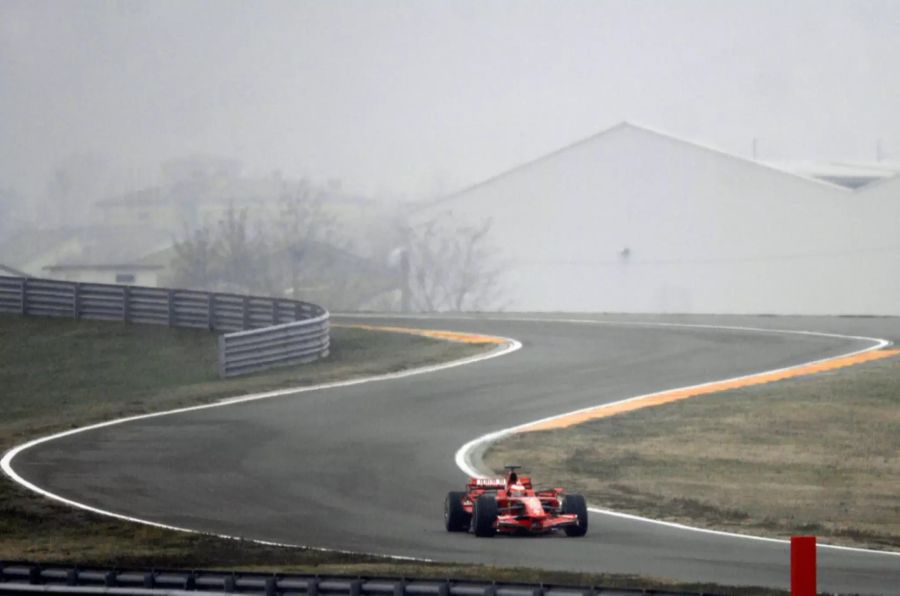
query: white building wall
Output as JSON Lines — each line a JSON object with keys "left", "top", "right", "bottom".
{"left": 413, "top": 124, "right": 900, "bottom": 315}
{"left": 44, "top": 269, "right": 160, "bottom": 287}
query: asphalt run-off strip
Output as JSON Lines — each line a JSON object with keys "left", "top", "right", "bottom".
{"left": 517, "top": 348, "right": 900, "bottom": 432}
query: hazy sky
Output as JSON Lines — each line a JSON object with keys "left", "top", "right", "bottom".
{"left": 2, "top": 0, "right": 899, "bottom": 200}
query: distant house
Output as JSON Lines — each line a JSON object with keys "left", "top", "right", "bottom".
{"left": 411, "top": 122, "right": 900, "bottom": 315}
{"left": 41, "top": 263, "right": 165, "bottom": 286}
{"left": 0, "top": 228, "right": 84, "bottom": 278}
{"left": 0, "top": 226, "right": 173, "bottom": 287}
{"left": 0, "top": 263, "right": 29, "bottom": 277}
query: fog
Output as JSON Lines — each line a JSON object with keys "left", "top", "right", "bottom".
{"left": 2, "top": 0, "right": 899, "bottom": 202}
{"left": 2, "top": 1, "right": 900, "bottom": 314}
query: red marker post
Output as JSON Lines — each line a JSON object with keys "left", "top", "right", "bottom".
{"left": 791, "top": 535, "right": 816, "bottom": 596}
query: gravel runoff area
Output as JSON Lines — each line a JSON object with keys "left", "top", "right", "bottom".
{"left": 0, "top": 314, "right": 781, "bottom": 595}
{"left": 486, "top": 352, "right": 900, "bottom": 551}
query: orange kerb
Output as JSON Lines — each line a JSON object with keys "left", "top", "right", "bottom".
{"left": 334, "top": 323, "right": 507, "bottom": 345}
{"left": 519, "top": 349, "right": 900, "bottom": 432}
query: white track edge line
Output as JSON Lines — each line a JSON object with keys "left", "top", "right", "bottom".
{"left": 583, "top": 506, "right": 899, "bottom": 556}
{"left": 5, "top": 314, "right": 897, "bottom": 559}
{"left": 450, "top": 318, "right": 899, "bottom": 558}
{"left": 1, "top": 329, "right": 522, "bottom": 563}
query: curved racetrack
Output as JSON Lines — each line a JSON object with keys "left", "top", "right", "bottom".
{"left": 8, "top": 315, "right": 900, "bottom": 593}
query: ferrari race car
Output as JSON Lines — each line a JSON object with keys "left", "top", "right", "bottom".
{"left": 444, "top": 465, "right": 588, "bottom": 537}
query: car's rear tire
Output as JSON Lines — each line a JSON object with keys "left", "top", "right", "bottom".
{"left": 444, "top": 491, "right": 470, "bottom": 532}
{"left": 562, "top": 493, "right": 588, "bottom": 537}
{"left": 472, "top": 494, "right": 498, "bottom": 537}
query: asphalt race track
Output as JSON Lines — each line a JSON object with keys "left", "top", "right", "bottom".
{"left": 9, "top": 315, "right": 900, "bottom": 593}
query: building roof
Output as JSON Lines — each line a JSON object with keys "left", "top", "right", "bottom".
{"left": 52, "top": 227, "right": 173, "bottom": 267}
{"left": 422, "top": 121, "right": 853, "bottom": 210}
{"left": 0, "top": 263, "right": 29, "bottom": 277}
{"left": 853, "top": 167, "right": 900, "bottom": 196}
{"left": 769, "top": 160, "right": 900, "bottom": 189}
{"left": 43, "top": 263, "right": 164, "bottom": 272}
{"left": 0, "top": 226, "right": 173, "bottom": 269}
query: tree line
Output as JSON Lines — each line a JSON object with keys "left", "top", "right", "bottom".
{"left": 170, "top": 191, "right": 504, "bottom": 312}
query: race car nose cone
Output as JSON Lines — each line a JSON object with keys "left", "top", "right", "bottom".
{"left": 522, "top": 497, "right": 545, "bottom": 517}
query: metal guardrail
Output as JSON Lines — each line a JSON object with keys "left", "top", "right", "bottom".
{"left": 0, "top": 562, "right": 721, "bottom": 596}
{"left": 0, "top": 275, "right": 329, "bottom": 378}
{"left": 218, "top": 313, "right": 330, "bottom": 377}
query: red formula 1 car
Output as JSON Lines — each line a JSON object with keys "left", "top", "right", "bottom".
{"left": 444, "top": 465, "right": 588, "bottom": 537}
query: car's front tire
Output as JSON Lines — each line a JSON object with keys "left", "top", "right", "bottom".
{"left": 472, "top": 494, "right": 498, "bottom": 537}
{"left": 562, "top": 493, "right": 588, "bottom": 537}
{"left": 444, "top": 491, "right": 471, "bottom": 532}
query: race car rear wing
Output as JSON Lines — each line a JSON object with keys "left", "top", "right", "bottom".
{"left": 468, "top": 477, "right": 506, "bottom": 489}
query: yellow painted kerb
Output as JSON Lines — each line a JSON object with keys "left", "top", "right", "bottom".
{"left": 519, "top": 349, "right": 900, "bottom": 432}
{"left": 334, "top": 323, "right": 508, "bottom": 345}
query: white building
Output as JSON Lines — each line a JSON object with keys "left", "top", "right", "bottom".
{"left": 413, "top": 123, "right": 900, "bottom": 315}
{"left": 0, "top": 226, "right": 172, "bottom": 287}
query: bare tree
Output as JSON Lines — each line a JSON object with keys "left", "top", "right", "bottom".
{"left": 169, "top": 183, "right": 404, "bottom": 308}
{"left": 215, "top": 205, "right": 270, "bottom": 292}
{"left": 171, "top": 225, "right": 217, "bottom": 290}
{"left": 449, "top": 218, "right": 503, "bottom": 310}
{"left": 275, "top": 183, "right": 336, "bottom": 300}
{"left": 171, "top": 204, "right": 270, "bottom": 293}
{"left": 406, "top": 216, "right": 504, "bottom": 311}
{"left": 407, "top": 220, "right": 449, "bottom": 311}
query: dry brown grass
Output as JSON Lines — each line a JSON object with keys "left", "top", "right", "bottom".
{"left": 486, "top": 356, "right": 900, "bottom": 550}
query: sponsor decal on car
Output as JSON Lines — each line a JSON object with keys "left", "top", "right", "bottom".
{"left": 475, "top": 478, "right": 506, "bottom": 487}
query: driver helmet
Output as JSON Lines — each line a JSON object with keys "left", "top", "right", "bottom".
{"left": 509, "top": 483, "right": 526, "bottom": 496}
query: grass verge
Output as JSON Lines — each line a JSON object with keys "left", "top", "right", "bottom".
{"left": 486, "top": 354, "right": 900, "bottom": 551}
{"left": 0, "top": 314, "right": 781, "bottom": 595}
